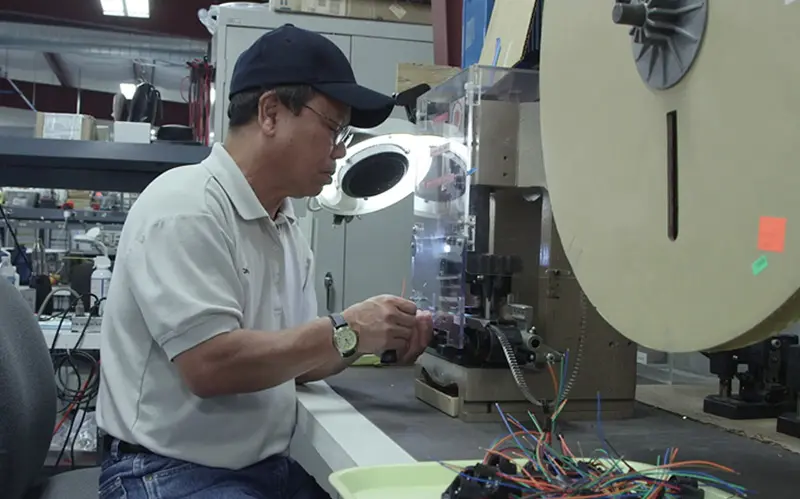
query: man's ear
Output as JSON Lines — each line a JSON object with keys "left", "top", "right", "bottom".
{"left": 257, "top": 91, "right": 279, "bottom": 136}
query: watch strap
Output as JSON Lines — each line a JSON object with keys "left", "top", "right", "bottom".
{"left": 328, "top": 313, "right": 348, "bottom": 330}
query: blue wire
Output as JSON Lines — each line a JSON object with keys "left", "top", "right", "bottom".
{"left": 495, "top": 403, "right": 537, "bottom": 462}
{"left": 595, "top": 391, "right": 615, "bottom": 460}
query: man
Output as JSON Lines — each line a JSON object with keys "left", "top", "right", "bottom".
{"left": 96, "top": 24, "right": 433, "bottom": 499}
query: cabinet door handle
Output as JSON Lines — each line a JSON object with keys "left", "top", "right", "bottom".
{"left": 324, "top": 272, "right": 335, "bottom": 313}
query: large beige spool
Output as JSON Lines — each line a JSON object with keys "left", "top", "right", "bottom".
{"left": 539, "top": 0, "right": 800, "bottom": 352}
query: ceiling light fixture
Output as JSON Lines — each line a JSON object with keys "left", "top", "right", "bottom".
{"left": 125, "top": 0, "right": 150, "bottom": 18}
{"left": 101, "top": 0, "right": 150, "bottom": 18}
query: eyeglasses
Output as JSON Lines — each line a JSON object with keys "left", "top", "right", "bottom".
{"left": 303, "top": 105, "right": 352, "bottom": 148}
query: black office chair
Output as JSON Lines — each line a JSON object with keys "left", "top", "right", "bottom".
{"left": 0, "top": 278, "right": 100, "bottom": 498}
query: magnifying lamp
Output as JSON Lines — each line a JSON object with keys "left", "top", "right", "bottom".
{"left": 309, "top": 118, "right": 469, "bottom": 220}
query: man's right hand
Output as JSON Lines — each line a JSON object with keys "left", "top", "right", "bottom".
{"left": 342, "top": 295, "right": 418, "bottom": 356}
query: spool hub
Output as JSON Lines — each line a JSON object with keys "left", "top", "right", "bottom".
{"left": 612, "top": 0, "right": 709, "bottom": 89}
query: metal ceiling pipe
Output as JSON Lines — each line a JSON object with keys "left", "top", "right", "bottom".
{"left": 0, "top": 21, "right": 206, "bottom": 64}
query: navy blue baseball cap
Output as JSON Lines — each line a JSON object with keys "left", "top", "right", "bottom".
{"left": 229, "top": 24, "right": 395, "bottom": 129}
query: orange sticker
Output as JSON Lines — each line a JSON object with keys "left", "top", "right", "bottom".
{"left": 758, "top": 216, "right": 787, "bottom": 253}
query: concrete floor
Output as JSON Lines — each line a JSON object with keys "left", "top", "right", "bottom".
{"left": 328, "top": 366, "right": 800, "bottom": 498}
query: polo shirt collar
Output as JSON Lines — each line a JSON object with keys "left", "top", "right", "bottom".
{"left": 204, "top": 143, "right": 296, "bottom": 224}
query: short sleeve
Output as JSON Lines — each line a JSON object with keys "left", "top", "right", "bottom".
{"left": 125, "top": 214, "right": 244, "bottom": 360}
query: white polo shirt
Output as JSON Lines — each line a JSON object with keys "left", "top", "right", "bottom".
{"left": 96, "top": 143, "right": 317, "bottom": 470}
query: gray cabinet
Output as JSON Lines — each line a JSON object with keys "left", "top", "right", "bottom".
{"left": 312, "top": 196, "right": 414, "bottom": 314}
{"left": 211, "top": 5, "right": 434, "bottom": 315}
{"left": 342, "top": 196, "right": 414, "bottom": 306}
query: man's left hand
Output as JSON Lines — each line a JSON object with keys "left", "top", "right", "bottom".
{"left": 399, "top": 310, "right": 434, "bottom": 365}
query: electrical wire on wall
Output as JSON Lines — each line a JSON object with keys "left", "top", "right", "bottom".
{"left": 45, "top": 293, "right": 103, "bottom": 469}
{"left": 185, "top": 58, "right": 215, "bottom": 145}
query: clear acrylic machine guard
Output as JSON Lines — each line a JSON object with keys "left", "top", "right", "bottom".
{"left": 409, "top": 66, "right": 541, "bottom": 350}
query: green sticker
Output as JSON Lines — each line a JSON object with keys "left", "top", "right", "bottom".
{"left": 752, "top": 255, "right": 769, "bottom": 275}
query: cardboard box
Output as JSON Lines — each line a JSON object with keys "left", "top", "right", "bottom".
{"left": 35, "top": 112, "right": 96, "bottom": 141}
{"left": 396, "top": 63, "right": 461, "bottom": 93}
{"left": 479, "top": 0, "right": 537, "bottom": 67}
{"left": 349, "top": 0, "right": 430, "bottom": 24}
{"left": 112, "top": 122, "right": 152, "bottom": 144}
{"left": 273, "top": 0, "right": 431, "bottom": 25}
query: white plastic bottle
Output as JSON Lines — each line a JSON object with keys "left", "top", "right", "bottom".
{"left": 0, "top": 255, "right": 20, "bottom": 287}
{"left": 90, "top": 256, "right": 112, "bottom": 315}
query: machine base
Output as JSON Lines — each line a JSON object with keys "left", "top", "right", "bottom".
{"left": 414, "top": 353, "right": 635, "bottom": 422}
{"left": 703, "top": 394, "right": 794, "bottom": 420}
{"left": 776, "top": 413, "right": 800, "bottom": 438}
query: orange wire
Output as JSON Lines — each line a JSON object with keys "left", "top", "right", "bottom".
{"left": 558, "top": 434, "right": 574, "bottom": 457}
{"left": 483, "top": 430, "right": 540, "bottom": 463}
{"left": 546, "top": 363, "right": 559, "bottom": 396}
{"left": 53, "top": 374, "right": 93, "bottom": 435}
{"left": 629, "top": 460, "right": 736, "bottom": 475}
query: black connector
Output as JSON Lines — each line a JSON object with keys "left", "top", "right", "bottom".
{"left": 485, "top": 455, "right": 517, "bottom": 475}
{"left": 442, "top": 463, "right": 519, "bottom": 499}
{"left": 666, "top": 476, "right": 705, "bottom": 499}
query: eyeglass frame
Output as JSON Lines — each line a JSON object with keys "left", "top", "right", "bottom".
{"left": 303, "top": 105, "right": 353, "bottom": 149}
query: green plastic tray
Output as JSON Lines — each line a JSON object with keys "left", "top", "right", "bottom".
{"left": 329, "top": 460, "right": 736, "bottom": 499}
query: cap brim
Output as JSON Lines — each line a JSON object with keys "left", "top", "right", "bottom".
{"left": 313, "top": 82, "right": 396, "bottom": 129}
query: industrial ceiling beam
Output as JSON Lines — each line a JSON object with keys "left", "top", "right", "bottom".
{"left": 0, "top": 79, "right": 189, "bottom": 125}
{"left": 43, "top": 52, "right": 74, "bottom": 88}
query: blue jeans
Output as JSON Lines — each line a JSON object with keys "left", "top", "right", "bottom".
{"left": 99, "top": 440, "right": 331, "bottom": 499}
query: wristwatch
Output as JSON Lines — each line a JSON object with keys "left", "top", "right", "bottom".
{"left": 329, "top": 313, "right": 358, "bottom": 358}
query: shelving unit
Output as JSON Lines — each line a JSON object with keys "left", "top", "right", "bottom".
{"left": 0, "top": 206, "right": 126, "bottom": 224}
{"left": 0, "top": 137, "right": 211, "bottom": 192}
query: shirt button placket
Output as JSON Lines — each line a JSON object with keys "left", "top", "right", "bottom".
{"left": 270, "top": 230, "right": 285, "bottom": 327}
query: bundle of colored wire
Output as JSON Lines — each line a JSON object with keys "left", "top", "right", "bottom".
{"left": 440, "top": 356, "right": 750, "bottom": 498}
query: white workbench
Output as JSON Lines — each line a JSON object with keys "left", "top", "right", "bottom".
{"left": 291, "top": 382, "right": 415, "bottom": 497}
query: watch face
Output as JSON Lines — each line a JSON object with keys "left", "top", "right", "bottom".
{"left": 333, "top": 327, "right": 358, "bottom": 354}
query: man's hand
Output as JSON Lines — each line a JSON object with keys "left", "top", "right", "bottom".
{"left": 398, "top": 310, "right": 434, "bottom": 365}
{"left": 342, "top": 294, "right": 417, "bottom": 355}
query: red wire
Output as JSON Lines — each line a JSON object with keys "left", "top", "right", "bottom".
{"left": 206, "top": 63, "right": 213, "bottom": 145}
{"left": 52, "top": 369, "right": 95, "bottom": 435}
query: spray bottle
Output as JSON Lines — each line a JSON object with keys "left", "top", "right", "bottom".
{"left": 0, "top": 253, "right": 20, "bottom": 287}
{"left": 91, "top": 256, "right": 112, "bottom": 315}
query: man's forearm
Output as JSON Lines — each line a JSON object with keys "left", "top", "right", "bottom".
{"left": 296, "top": 354, "right": 362, "bottom": 384}
{"left": 176, "top": 317, "right": 340, "bottom": 398}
